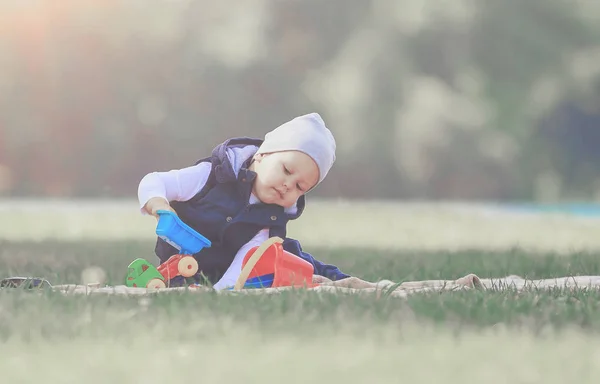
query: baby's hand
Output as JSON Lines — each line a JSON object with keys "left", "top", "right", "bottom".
{"left": 144, "top": 197, "right": 176, "bottom": 218}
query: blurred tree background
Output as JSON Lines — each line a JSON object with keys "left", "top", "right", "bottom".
{"left": 0, "top": 0, "right": 599, "bottom": 202}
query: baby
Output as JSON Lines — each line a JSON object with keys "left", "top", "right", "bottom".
{"left": 138, "top": 113, "right": 351, "bottom": 290}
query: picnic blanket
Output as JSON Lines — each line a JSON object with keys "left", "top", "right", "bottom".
{"left": 50, "top": 274, "right": 600, "bottom": 298}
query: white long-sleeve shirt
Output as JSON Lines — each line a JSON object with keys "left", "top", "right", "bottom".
{"left": 137, "top": 146, "right": 297, "bottom": 290}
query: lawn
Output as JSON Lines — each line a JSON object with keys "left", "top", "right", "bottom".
{"left": 2, "top": 200, "right": 600, "bottom": 383}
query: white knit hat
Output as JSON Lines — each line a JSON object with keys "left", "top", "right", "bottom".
{"left": 256, "top": 113, "right": 336, "bottom": 187}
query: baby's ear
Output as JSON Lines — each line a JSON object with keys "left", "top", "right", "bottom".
{"left": 253, "top": 153, "right": 266, "bottom": 162}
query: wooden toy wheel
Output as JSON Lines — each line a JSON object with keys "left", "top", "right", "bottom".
{"left": 178, "top": 257, "right": 198, "bottom": 277}
{"left": 147, "top": 278, "right": 166, "bottom": 289}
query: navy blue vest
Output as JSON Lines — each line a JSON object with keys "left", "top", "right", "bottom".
{"left": 154, "top": 137, "right": 307, "bottom": 284}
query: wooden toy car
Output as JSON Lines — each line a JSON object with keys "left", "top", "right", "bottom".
{"left": 126, "top": 259, "right": 167, "bottom": 289}
{"left": 125, "top": 210, "right": 210, "bottom": 289}
{"left": 157, "top": 254, "right": 199, "bottom": 281}
{"left": 126, "top": 254, "right": 199, "bottom": 289}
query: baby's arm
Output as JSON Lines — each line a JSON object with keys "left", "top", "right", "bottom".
{"left": 138, "top": 162, "right": 212, "bottom": 216}
{"left": 212, "top": 229, "right": 271, "bottom": 290}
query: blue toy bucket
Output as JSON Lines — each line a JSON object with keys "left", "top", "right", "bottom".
{"left": 155, "top": 210, "right": 211, "bottom": 254}
{"left": 243, "top": 274, "right": 275, "bottom": 288}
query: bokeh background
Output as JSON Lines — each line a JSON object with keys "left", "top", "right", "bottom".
{"left": 1, "top": 0, "right": 600, "bottom": 202}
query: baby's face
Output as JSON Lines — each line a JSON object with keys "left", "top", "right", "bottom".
{"left": 250, "top": 150, "right": 319, "bottom": 208}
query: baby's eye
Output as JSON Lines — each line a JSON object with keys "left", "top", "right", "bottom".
{"left": 296, "top": 183, "right": 304, "bottom": 191}
{"left": 283, "top": 166, "right": 290, "bottom": 175}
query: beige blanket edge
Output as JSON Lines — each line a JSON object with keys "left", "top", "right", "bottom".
{"left": 51, "top": 274, "right": 600, "bottom": 298}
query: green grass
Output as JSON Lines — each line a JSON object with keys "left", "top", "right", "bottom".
{"left": 2, "top": 240, "right": 600, "bottom": 332}
{"left": 2, "top": 240, "right": 600, "bottom": 382}
{"left": 2, "top": 239, "right": 600, "bottom": 283}
{"left": 4, "top": 201, "right": 600, "bottom": 381}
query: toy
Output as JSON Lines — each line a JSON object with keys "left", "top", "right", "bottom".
{"left": 157, "top": 254, "right": 198, "bottom": 281}
{"left": 125, "top": 210, "right": 211, "bottom": 289}
{"left": 233, "top": 237, "right": 317, "bottom": 290}
{"left": 125, "top": 259, "right": 168, "bottom": 289}
{"left": 154, "top": 210, "right": 211, "bottom": 255}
